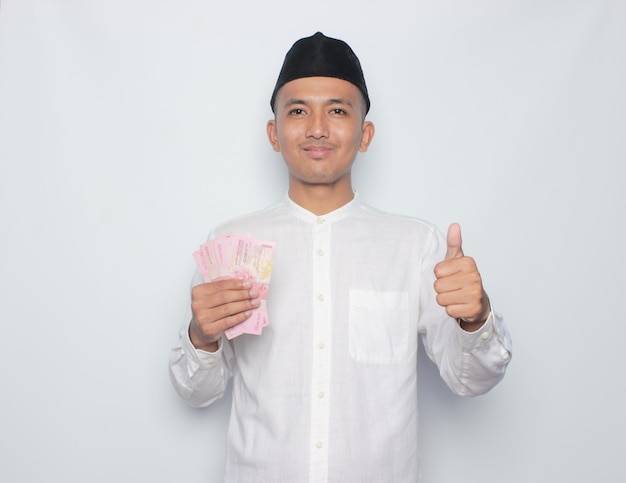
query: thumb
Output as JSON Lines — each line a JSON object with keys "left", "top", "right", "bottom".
{"left": 445, "top": 223, "right": 464, "bottom": 260}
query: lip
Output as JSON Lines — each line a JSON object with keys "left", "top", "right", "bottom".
{"left": 303, "top": 144, "right": 333, "bottom": 158}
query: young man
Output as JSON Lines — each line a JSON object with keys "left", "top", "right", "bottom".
{"left": 169, "top": 32, "right": 512, "bottom": 482}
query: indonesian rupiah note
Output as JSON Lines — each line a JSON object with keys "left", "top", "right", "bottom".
{"left": 193, "top": 234, "right": 275, "bottom": 339}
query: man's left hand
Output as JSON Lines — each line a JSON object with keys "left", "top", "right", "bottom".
{"left": 434, "top": 223, "right": 490, "bottom": 331}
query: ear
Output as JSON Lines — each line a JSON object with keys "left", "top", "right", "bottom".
{"left": 358, "top": 121, "right": 375, "bottom": 153}
{"left": 267, "top": 120, "right": 281, "bottom": 152}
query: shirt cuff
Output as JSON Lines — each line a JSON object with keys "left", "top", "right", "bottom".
{"left": 455, "top": 309, "right": 512, "bottom": 361}
{"left": 182, "top": 324, "right": 224, "bottom": 366}
{"left": 457, "top": 310, "right": 493, "bottom": 334}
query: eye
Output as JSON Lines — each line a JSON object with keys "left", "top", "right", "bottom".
{"left": 331, "top": 108, "right": 347, "bottom": 115}
{"left": 289, "top": 108, "right": 305, "bottom": 116}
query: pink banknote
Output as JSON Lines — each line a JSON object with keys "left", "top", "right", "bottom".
{"left": 193, "top": 234, "right": 276, "bottom": 339}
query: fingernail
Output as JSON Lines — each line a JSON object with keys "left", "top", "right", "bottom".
{"left": 249, "top": 289, "right": 259, "bottom": 298}
{"left": 242, "top": 281, "right": 252, "bottom": 289}
{"left": 251, "top": 299, "right": 261, "bottom": 307}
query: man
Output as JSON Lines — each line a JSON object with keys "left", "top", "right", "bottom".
{"left": 169, "top": 32, "right": 512, "bottom": 482}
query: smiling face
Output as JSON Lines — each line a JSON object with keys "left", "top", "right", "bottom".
{"left": 267, "top": 76, "right": 374, "bottom": 212}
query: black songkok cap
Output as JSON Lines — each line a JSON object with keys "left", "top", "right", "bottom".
{"left": 270, "top": 32, "right": 370, "bottom": 114}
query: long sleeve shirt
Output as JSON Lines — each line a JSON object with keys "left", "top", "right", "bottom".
{"left": 169, "top": 192, "right": 512, "bottom": 482}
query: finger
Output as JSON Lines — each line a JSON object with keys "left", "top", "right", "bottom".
{"left": 438, "top": 301, "right": 480, "bottom": 321}
{"left": 216, "top": 307, "right": 258, "bottom": 331}
{"left": 434, "top": 255, "right": 477, "bottom": 281}
{"left": 434, "top": 259, "right": 480, "bottom": 290}
{"left": 195, "top": 278, "right": 252, "bottom": 296}
{"left": 208, "top": 297, "right": 261, "bottom": 323}
{"left": 192, "top": 280, "right": 256, "bottom": 304}
{"left": 445, "top": 223, "right": 464, "bottom": 260}
{"left": 194, "top": 297, "right": 260, "bottom": 337}
{"left": 192, "top": 284, "right": 259, "bottom": 319}
{"left": 436, "top": 296, "right": 487, "bottom": 323}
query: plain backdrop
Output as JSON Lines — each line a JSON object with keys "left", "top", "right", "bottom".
{"left": 1, "top": 1, "right": 625, "bottom": 482}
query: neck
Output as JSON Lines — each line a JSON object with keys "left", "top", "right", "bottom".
{"left": 288, "top": 181, "right": 355, "bottom": 216}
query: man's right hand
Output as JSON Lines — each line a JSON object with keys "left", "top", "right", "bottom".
{"left": 189, "top": 279, "right": 260, "bottom": 352}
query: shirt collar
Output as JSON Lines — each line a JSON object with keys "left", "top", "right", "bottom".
{"left": 284, "top": 190, "right": 361, "bottom": 224}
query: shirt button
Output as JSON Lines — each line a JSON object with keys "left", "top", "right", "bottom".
{"left": 315, "top": 441, "right": 323, "bottom": 449}
{"left": 317, "top": 294, "right": 325, "bottom": 302}
{"left": 317, "top": 249, "right": 325, "bottom": 256}
{"left": 480, "top": 332, "right": 490, "bottom": 341}
{"left": 316, "top": 218, "right": 325, "bottom": 224}
{"left": 318, "top": 391, "right": 325, "bottom": 399}
{"left": 318, "top": 342, "right": 325, "bottom": 350}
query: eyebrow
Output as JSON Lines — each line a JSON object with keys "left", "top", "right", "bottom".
{"left": 281, "top": 98, "right": 354, "bottom": 110}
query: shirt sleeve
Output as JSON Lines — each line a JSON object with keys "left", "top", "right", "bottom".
{"left": 168, "top": 325, "right": 234, "bottom": 407}
{"left": 168, "top": 269, "right": 235, "bottom": 408}
{"left": 418, "top": 226, "right": 512, "bottom": 397}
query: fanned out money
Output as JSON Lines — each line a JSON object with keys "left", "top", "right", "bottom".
{"left": 193, "top": 234, "right": 276, "bottom": 340}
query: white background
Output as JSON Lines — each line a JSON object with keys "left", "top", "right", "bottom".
{"left": 1, "top": 1, "right": 625, "bottom": 482}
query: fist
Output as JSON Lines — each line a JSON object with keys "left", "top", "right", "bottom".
{"left": 433, "top": 223, "right": 490, "bottom": 328}
{"left": 189, "top": 278, "right": 260, "bottom": 351}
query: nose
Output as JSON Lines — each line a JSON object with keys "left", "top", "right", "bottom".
{"left": 305, "top": 111, "right": 329, "bottom": 140}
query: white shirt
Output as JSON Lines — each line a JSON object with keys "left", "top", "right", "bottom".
{"left": 169, "top": 193, "right": 512, "bottom": 482}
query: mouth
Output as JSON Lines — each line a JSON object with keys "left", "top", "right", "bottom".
{"left": 302, "top": 143, "right": 334, "bottom": 158}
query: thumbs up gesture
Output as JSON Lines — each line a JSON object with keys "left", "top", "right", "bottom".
{"left": 434, "top": 223, "right": 490, "bottom": 330}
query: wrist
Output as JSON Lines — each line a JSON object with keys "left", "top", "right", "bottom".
{"left": 458, "top": 295, "right": 491, "bottom": 332}
{"left": 189, "top": 320, "right": 220, "bottom": 352}
{"left": 458, "top": 317, "right": 486, "bottom": 332}
{"left": 193, "top": 337, "right": 219, "bottom": 352}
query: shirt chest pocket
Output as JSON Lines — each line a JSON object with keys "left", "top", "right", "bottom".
{"left": 348, "top": 289, "right": 410, "bottom": 364}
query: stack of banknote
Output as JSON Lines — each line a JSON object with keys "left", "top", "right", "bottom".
{"left": 193, "top": 234, "right": 276, "bottom": 339}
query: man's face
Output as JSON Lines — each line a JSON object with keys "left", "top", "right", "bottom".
{"left": 267, "top": 76, "right": 374, "bottom": 191}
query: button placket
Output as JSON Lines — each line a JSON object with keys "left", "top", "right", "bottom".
{"left": 308, "top": 218, "right": 331, "bottom": 481}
